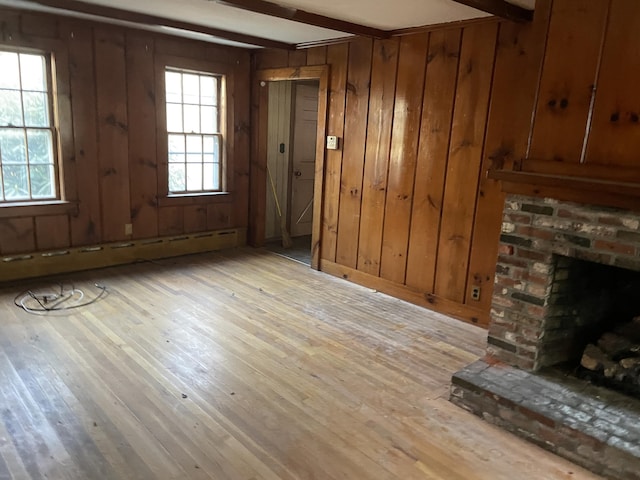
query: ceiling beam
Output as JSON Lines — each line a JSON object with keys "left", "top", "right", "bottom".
{"left": 449, "top": 0, "right": 533, "bottom": 23}
{"left": 214, "top": 0, "right": 390, "bottom": 39}
{"left": 28, "top": 0, "right": 295, "bottom": 49}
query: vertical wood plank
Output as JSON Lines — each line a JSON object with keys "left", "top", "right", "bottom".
{"left": 356, "top": 38, "right": 400, "bottom": 276}
{"left": 66, "top": 24, "right": 102, "bottom": 246}
{"left": 379, "top": 33, "right": 429, "bottom": 284}
{"left": 288, "top": 50, "right": 307, "bottom": 67}
{"left": 405, "top": 29, "right": 461, "bottom": 292}
{"left": 126, "top": 33, "right": 158, "bottom": 240}
{"left": 586, "top": 0, "right": 640, "bottom": 167}
{"left": 320, "top": 43, "right": 349, "bottom": 262}
{"left": 466, "top": 0, "right": 553, "bottom": 312}
{"left": 35, "top": 215, "right": 70, "bottom": 250}
{"left": 207, "top": 204, "right": 232, "bottom": 230}
{"left": 306, "top": 46, "right": 327, "bottom": 65}
{"left": 434, "top": 23, "right": 498, "bottom": 303}
{"left": 529, "top": 0, "right": 610, "bottom": 163}
{"left": 254, "top": 49, "right": 289, "bottom": 70}
{"left": 94, "top": 28, "right": 131, "bottom": 242}
{"left": 0, "top": 218, "right": 35, "bottom": 254}
{"left": 335, "top": 38, "right": 373, "bottom": 269}
{"left": 184, "top": 205, "right": 207, "bottom": 233}
{"left": 158, "top": 207, "right": 183, "bottom": 236}
{"left": 233, "top": 53, "right": 251, "bottom": 230}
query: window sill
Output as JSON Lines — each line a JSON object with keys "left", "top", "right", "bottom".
{"left": 0, "top": 200, "right": 79, "bottom": 219}
{"left": 157, "top": 192, "right": 233, "bottom": 207}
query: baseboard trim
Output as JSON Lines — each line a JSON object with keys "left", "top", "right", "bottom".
{"left": 319, "top": 259, "right": 489, "bottom": 328}
{"left": 1, "top": 228, "right": 247, "bottom": 282}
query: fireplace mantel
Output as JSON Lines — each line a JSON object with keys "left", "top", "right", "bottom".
{"left": 488, "top": 158, "right": 640, "bottom": 212}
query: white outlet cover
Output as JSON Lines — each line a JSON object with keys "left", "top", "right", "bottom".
{"left": 326, "top": 135, "right": 339, "bottom": 150}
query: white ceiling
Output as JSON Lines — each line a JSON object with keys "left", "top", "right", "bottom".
{"left": 2, "top": 0, "right": 536, "bottom": 48}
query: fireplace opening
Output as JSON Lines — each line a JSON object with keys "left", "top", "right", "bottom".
{"left": 546, "top": 255, "right": 640, "bottom": 397}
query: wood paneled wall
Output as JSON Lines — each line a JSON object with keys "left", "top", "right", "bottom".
{"left": 254, "top": 0, "right": 640, "bottom": 326}
{"left": 0, "top": 8, "right": 250, "bottom": 256}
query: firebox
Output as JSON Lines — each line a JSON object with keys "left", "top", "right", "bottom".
{"left": 451, "top": 195, "right": 640, "bottom": 480}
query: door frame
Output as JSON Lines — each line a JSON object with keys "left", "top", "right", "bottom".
{"left": 249, "top": 65, "right": 329, "bottom": 270}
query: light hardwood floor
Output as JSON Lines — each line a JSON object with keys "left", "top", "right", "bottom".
{"left": 0, "top": 248, "right": 602, "bottom": 479}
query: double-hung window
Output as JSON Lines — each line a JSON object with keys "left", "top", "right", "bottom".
{"left": 0, "top": 50, "right": 57, "bottom": 203}
{"left": 165, "top": 68, "right": 223, "bottom": 194}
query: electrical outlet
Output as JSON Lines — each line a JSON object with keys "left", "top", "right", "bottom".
{"left": 471, "top": 286, "right": 481, "bottom": 301}
{"left": 124, "top": 223, "right": 133, "bottom": 236}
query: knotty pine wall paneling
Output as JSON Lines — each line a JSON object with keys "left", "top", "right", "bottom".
{"left": 357, "top": 38, "right": 400, "bottom": 277}
{"left": 0, "top": 7, "right": 251, "bottom": 258}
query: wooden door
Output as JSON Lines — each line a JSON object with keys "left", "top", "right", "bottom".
{"left": 289, "top": 82, "right": 319, "bottom": 237}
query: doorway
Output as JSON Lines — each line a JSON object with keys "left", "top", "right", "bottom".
{"left": 248, "top": 65, "right": 329, "bottom": 270}
{"left": 264, "top": 80, "right": 320, "bottom": 266}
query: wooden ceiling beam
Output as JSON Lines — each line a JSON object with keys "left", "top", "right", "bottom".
{"left": 449, "top": 0, "right": 533, "bottom": 23}
{"left": 28, "top": 0, "right": 296, "bottom": 49}
{"left": 214, "top": 0, "right": 390, "bottom": 39}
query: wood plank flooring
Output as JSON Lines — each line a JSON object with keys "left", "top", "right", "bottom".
{"left": 0, "top": 248, "right": 602, "bottom": 479}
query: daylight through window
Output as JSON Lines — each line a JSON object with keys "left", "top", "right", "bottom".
{"left": 165, "top": 68, "right": 222, "bottom": 194}
{"left": 0, "top": 51, "right": 57, "bottom": 203}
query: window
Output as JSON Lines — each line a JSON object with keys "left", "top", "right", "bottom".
{"left": 0, "top": 50, "right": 57, "bottom": 203}
{"left": 165, "top": 68, "right": 222, "bottom": 194}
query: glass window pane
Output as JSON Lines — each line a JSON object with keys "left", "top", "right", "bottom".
{"left": 27, "top": 130, "right": 53, "bottom": 164}
{"left": 23, "top": 92, "right": 49, "bottom": 127}
{"left": 183, "top": 105, "right": 200, "bottom": 133}
{"left": 20, "top": 54, "right": 46, "bottom": 92}
{"left": 0, "top": 89, "right": 23, "bottom": 126}
{"left": 186, "top": 163, "right": 202, "bottom": 191}
{"left": 3, "top": 164, "right": 29, "bottom": 200}
{"left": 165, "top": 71, "right": 182, "bottom": 103}
{"left": 203, "top": 162, "right": 218, "bottom": 191}
{"left": 0, "top": 129, "right": 27, "bottom": 164}
{"left": 182, "top": 74, "right": 199, "bottom": 104}
{"left": 203, "top": 136, "right": 215, "bottom": 154}
{"left": 168, "top": 153, "right": 185, "bottom": 164}
{"left": 201, "top": 106, "right": 216, "bottom": 134}
{"left": 166, "top": 103, "right": 183, "bottom": 132}
{"left": 168, "top": 134, "right": 185, "bottom": 154}
{"left": 168, "top": 163, "right": 185, "bottom": 192}
{"left": 212, "top": 136, "right": 220, "bottom": 163}
{"left": 0, "top": 52, "right": 20, "bottom": 89}
{"left": 200, "top": 76, "right": 215, "bottom": 105}
{"left": 30, "top": 164, "right": 55, "bottom": 198}
{"left": 186, "top": 135, "right": 202, "bottom": 154}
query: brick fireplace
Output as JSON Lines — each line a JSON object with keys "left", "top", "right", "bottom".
{"left": 451, "top": 195, "right": 640, "bottom": 480}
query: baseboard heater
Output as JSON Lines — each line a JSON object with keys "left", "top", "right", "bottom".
{"left": 0, "top": 228, "right": 246, "bottom": 282}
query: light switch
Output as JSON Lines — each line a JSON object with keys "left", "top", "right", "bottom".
{"left": 326, "top": 135, "right": 339, "bottom": 150}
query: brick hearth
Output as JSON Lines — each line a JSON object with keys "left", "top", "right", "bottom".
{"left": 451, "top": 194, "right": 640, "bottom": 480}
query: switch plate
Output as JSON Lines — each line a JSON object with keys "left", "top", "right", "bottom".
{"left": 125, "top": 223, "right": 133, "bottom": 236}
{"left": 326, "top": 135, "right": 339, "bottom": 150}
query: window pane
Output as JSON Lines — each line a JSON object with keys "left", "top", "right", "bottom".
{"left": 168, "top": 152, "right": 185, "bottom": 164}
{"left": 203, "top": 162, "right": 218, "bottom": 191}
{"left": 27, "top": 130, "right": 53, "bottom": 164}
{"left": 23, "top": 92, "right": 49, "bottom": 127}
{"left": 166, "top": 103, "right": 183, "bottom": 132}
{"left": 0, "top": 89, "right": 23, "bottom": 126}
{"left": 168, "top": 134, "right": 185, "bottom": 154}
{"left": 3, "top": 164, "right": 29, "bottom": 200}
{"left": 0, "top": 129, "right": 27, "bottom": 164}
{"left": 186, "top": 163, "right": 202, "bottom": 191}
{"left": 20, "top": 54, "right": 46, "bottom": 92}
{"left": 168, "top": 163, "right": 185, "bottom": 192}
{"left": 200, "top": 76, "right": 216, "bottom": 105}
{"left": 165, "top": 71, "right": 182, "bottom": 103}
{"left": 201, "top": 106, "right": 216, "bottom": 134}
{"left": 0, "top": 53, "right": 19, "bottom": 89}
{"left": 183, "top": 105, "right": 200, "bottom": 133}
{"left": 182, "top": 74, "right": 199, "bottom": 104}
{"left": 203, "top": 136, "right": 215, "bottom": 153}
{"left": 186, "top": 135, "right": 202, "bottom": 154}
{"left": 212, "top": 136, "right": 220, "bottom": 163}
{"left": 30, "top": 164, "right": 55, "bottom": 198}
